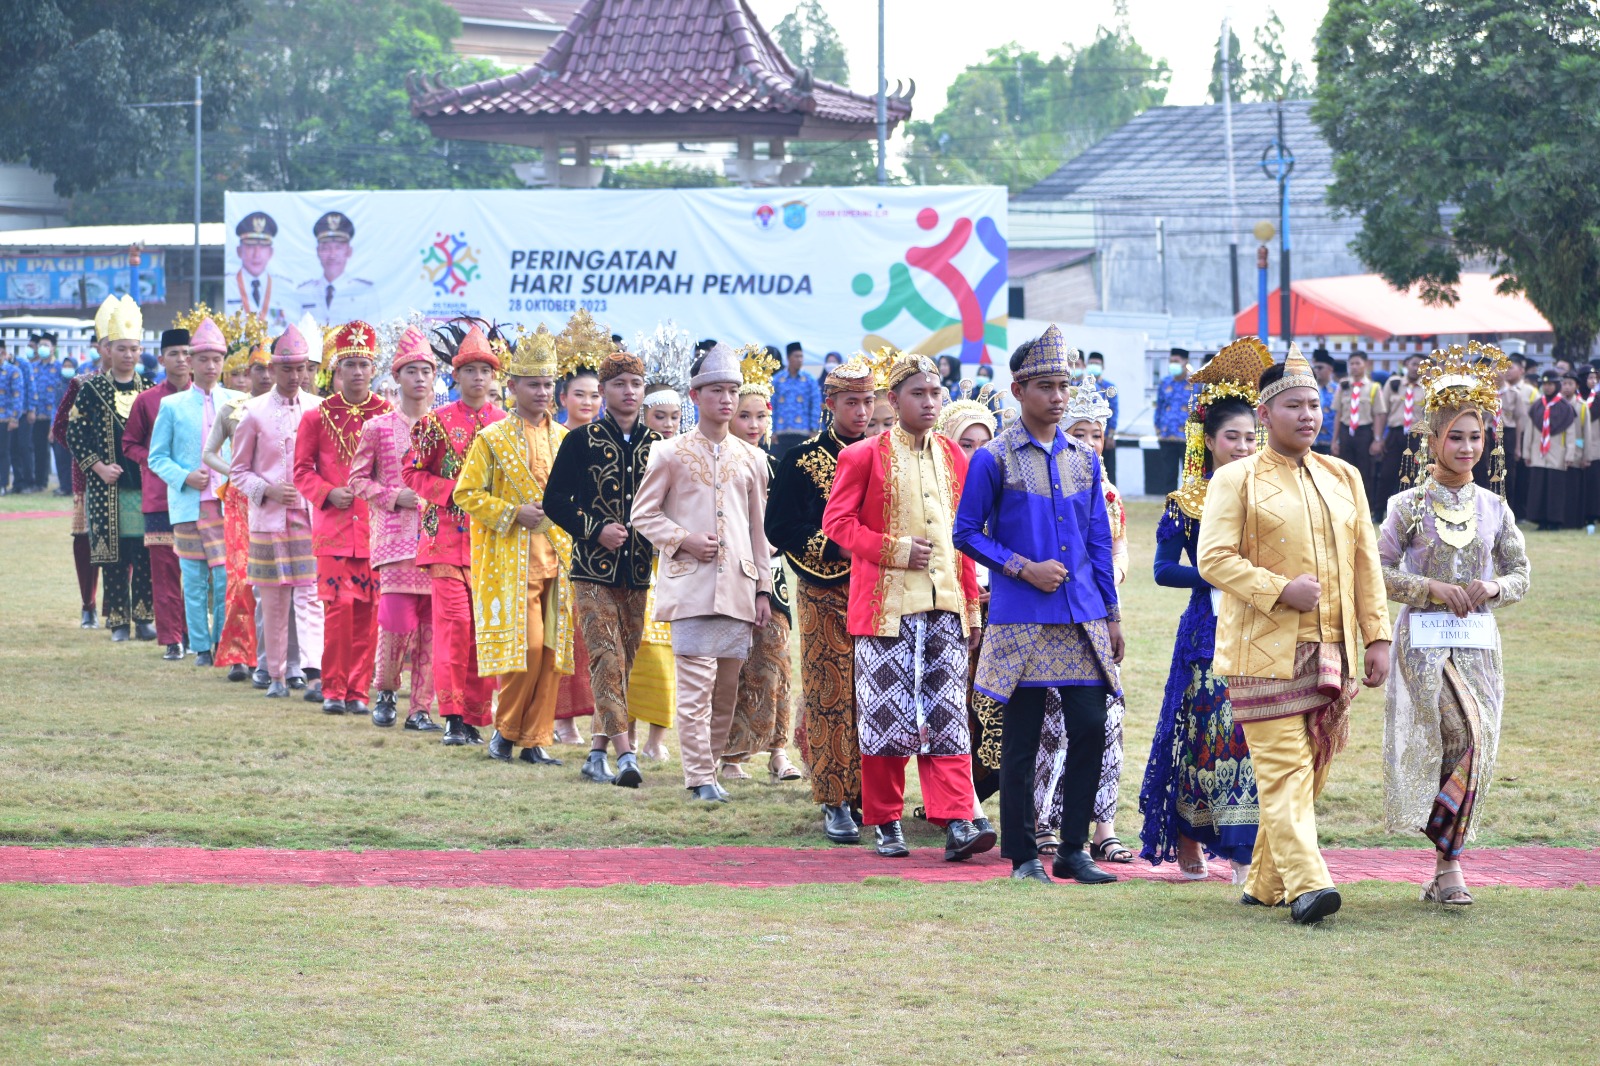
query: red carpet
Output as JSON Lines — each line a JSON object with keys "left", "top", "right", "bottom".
{"left": 0, "top": 509, "right": 70, "bottom": 521}
{"left": 1, "top": 845, "right": 1593, "bottom": 890}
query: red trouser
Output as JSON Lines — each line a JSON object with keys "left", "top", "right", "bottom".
{"left": 321, "top": 596, "right": 378, "bottom": 702}
{"left": 431, "top": 575, "right": 496, "bottom": 727}
{"left": 148, "top": 542, "right": 187, "bottom": 645}
{"left": 860, "top": 753, "right": 973, "bottom": 827}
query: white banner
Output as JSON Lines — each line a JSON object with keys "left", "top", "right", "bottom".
{"left": 1409, "top": 611, "right": 1497, "bottom": 649}
{"left": 223, "top": 187, "right": 1009, "bottom": 367}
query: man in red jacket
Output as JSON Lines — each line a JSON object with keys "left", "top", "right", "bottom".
{"left": 403, "top": 322, "right": 506, "bottom": 745}
{"left": 294, "top": 320, "right": 390, "bottom": 716}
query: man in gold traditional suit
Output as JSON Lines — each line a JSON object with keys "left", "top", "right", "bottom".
{"left": 1198, "top": 344, "right": 1392, "bottom": 925}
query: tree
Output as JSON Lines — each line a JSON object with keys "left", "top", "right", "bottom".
{"left": 602, "top": 161, "right": 729, "bottom": 189}
{"left": 0, "top": 1, "right": 249, "bottom": 196}
{"left": 902, "top": 28, "right": 1168, "bottom": 193}
{"left": 1314, "top": 0, "right": 1600, "bottom": 357}
{"left": 69, "top": 0, "right": 532, "bottom": 223}
{"left": 1208, "top": 11, "right": 1312, "bottom": 104}
{"left": 771, "top": 0, "right": 877, "bottom": 186}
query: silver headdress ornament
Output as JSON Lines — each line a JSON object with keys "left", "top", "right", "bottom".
{"left": 373, "top": 310, "right": 430, "bottom": 379}
{"left": 637, "top": 319, "right": 697, "bottom": 428}
{"left": 1062, "top": 376, "right": 1116, "bottom": 427}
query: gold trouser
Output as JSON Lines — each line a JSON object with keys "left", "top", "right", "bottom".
{"left": 1240, "top": 713, "right": 1334, "bottom": 905}
{"left": 494, "top": 577, "right": 559, "bottom": 748}
{"left": 675, "top": 655, "right": 744, "bottom": 788}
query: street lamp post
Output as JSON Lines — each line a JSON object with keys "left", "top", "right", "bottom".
{"left": 1260, "top": 102, "right": 1296, "bottom": 345}
{"left": 1253, "top": 220, "right": 1276, "bottom": 343}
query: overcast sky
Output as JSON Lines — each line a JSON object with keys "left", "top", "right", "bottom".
{"left": 744, "top": 0, "right": 1329, "bottom": 118}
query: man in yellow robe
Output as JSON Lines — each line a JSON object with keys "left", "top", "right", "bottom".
{"left": 454, "top": 324, "right": 573, "bottom": 766}
{"left": 1198, "top": 344, "right": 1392, "bottom": 925}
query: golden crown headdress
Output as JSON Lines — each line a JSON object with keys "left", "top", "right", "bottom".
{"left": 555, "top": 307, "right": 611, "bottom": 379}
{"left": 1167, "top": 336, "right": 1274, "bottom": 524}
{"left": 936, "top": 379, "right": 1001, "bottom": 440}
{"left": 861, "top": 345, "right": 898, "bottom": 391}
{"left": 508, "top": 322, "right": 558, "bottom": 379}
{"left": 736, "top": 343, "right": 780, "bottom": 399}
{"left": 1399, "top": 340, "right": 1510, "bottom": 498}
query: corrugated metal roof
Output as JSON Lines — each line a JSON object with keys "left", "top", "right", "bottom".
{"left": 445, "top": 0, "right": 580, "bottom": 25}
{"left": 1015, "top": 100, "right": 1331, "bottom": 209}
{"left": 0, "top": 223, "right": 225, "bottom": 250}
{"left": 1009, "top": 247, "right": 1095, "bottom": 279}
{"left": 414, "top": 0, "right": 908, "bottom": 126}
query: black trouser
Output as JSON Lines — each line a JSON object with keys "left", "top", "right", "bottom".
{"left": 102, "top": 536, "right": 153, "bottom": 629}
{"left": 773, "top": 432, "right": 809, "bottom": 461}
{"left": 52, "top": 442, "right": 73, "bottom": 494}
{"left": 9, "top": 417, "right": 31, "bottom": 489}
{"left": 999, "top": 683, "right": 1108, "bottom": 865}
{"left": 1152, "top": 439, "right": 1184, "bottom": 495}
{"left": 30, "top": 419, "right": 50, "bottom": 489}
{"left": 1102, "top": 441, "right": 1118, "bottom": 485}
{"left": 1336, "top": 423, "right": 1380, "bottom": 513}
{"left": 1376, "top": 425, "right": 1411, "bottom": 516}
{"left": 0, "top": 423, "right": 10, "bottom": 490}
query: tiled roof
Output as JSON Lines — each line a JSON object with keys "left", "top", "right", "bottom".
{"left": 1014, "top": 100, "right": 1332, "bottom": 209}
{"left": 413, "top": 0, "right": 909, "bottom": 127}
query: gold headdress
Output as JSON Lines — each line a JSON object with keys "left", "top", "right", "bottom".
{"left": 861, "top": 345, "right": 898, "bottom": 392}
{"left": 104, "top": 295, "right": 143, "bottom": 343}
{"left": 1258, "top": 342, "right": 1317, "bottom": 405}
{"left": 884, "top": 348, "right": 939, "bottom": 391}
{"left": 736, "top": 343, "right": 780, "bottom": 399}
{"left": 936, "top": 379, "right": 1001, "bottom": 442}
{"left": 1402, "top": 340, "right": 1510, "bottom": 499}
{"left": 93, "top": 294, "right": 119, "bottom": 341}
{"left": 555, "top": 307, "right": 610, "bottom": 379}
{"left": 1168, "top": 336, "right": 1274, "bottom": 523}
{"left": 507, "top": 322, "right": 558, "bottom": 378}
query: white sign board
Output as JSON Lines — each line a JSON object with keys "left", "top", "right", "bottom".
{"left": 1409, "top": 612, "right": 1497, "bottom": 649}
{"left": 223, "top": 187, "right": 1009, "bottom": 367}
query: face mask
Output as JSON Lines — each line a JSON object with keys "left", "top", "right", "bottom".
{"left": 1086, "top": 365, "right": 1102, "bottom": 378}
{"left": 60, "top": 364, "right": 76, "bottom": 380}
{"left": 1166, "top": 363, "right": 1184, "bottom": 378}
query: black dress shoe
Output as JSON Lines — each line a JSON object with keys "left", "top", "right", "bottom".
{"left": 194, "top": 651, "right": 213, "bottom": 667}
{"left": 822, "top": 803, "right": 861, "bottom": 844}
{"left": 265, "top": 681, "right": 289, "bottom": 698}
{"left": 301, "top": 681, "right": 323, "bottom": 702}
{"left": 487, "top": 730, "right": 514, "bottom": 761}
{"left": 134, "top": 622, "right": 157, "bottom": 641}
{"left": 227, "top": 663, "right": 249, "bottom": 682}
{"left": 404, "top": 710, "right": 441, "bottom": 732}
{"left": 614, "top": 751, "right": 643, "bottom": 788}
{"left": 163, "top": 643, "right": 184, "bottom": 660}
{"left": 441, "top": 716, "right": 469, "bottom": 746}
{"left": 1290, "top": 887, "right": 1342, "bottom": 925}
{"left": 251, "top": 668, "right": 270, "bottom": 689}
{"left": 321, "top": 698, "right": 347, "bottom": 715}
{"left": 851, "top": 806, "right": 865, "bottom": 827}
{"left": 110, "top": 625, "right": 131, "bottom": 642}
{"left": 1240, "top": 893, "right": 1286, "bottom": 908}
{"left": 80, "top": 609, "right": 98, "bottom": 629}
{"left": 943, "top": 819, "right": 985, "bottom": 862}
{"left": 874, "top": 820, "right": 910, "bottom": 858}
{"left": 519, "top": 746, "right": 562, "bottom": 766}
{"left": 462, "top": 723, "right": 484, "bottom": 745}
{"left": 971, "top": 817, "right": 998, "bottom": 855}
{"left": 287, "top": 676, "right": 307, "bottom": 691}
{"left": 581, "top": 751, "right": 616, "bottom": 783}
{"left": 1052, "top": 849, "right": 1118, "bottom": 885}
{"left": 688, "top": 784, "right": 726, "bottom": 803}
{"left": 372, "top": 691, "right": 398, "bottom": 727}
{"left": 1011, "top": 859, "right": 1053, "bottom": 882}
{"left": 346, "top": 699, "right": 368, "bottom": 718}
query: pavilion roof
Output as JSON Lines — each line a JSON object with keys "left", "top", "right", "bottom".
{"left": 411, "top": 0, "right": 912, "bottom": 144}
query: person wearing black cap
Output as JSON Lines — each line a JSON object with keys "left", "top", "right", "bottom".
{"left": 295, "top": 211, "right": 376, "bottom": 326}
{"left": 1522, "top": 369, "right": 1580, "bottom": 530}
{"left": 122, "top": 328, "right": 195, "bottom": 659}
{"left": 230, "top": 211, "right": 293, "bottom": 330}
{"left": 1151, "top": 348, "right": 1195, "bottom": 494}
{"left": 770, "top": 340, "right": 819, "bottom": 459}
{"left": 1311, "top": 349, "right": 1338, "bottom": 454}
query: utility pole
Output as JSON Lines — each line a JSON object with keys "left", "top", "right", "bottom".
{"left": 193, "top": 75, "right": 203, "bottom": 307}
{"left": 1260, "top": 101, "right": 1296, "bottom": 344}
{"left": 1220, "top": 18, "right": 1240, "bottom": 316}
{"left": 876, "top": 0, "right": 887, "bottom": 186}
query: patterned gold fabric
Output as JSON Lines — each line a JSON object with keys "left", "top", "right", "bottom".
{"left": 726, "top": 611, "right": 792, "bottom": 758}
{"left": 574, "top": 582, "right": 649, "bottom": 738}
{"left": 973, "top": 618, "right": 1119, "bottom": 704}
{"left": 799, "top": 581, "right": 858, "bottom": 805}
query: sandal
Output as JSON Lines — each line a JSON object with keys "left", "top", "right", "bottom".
{"left": 1035, "top": 837, "right": 1060, "bottom": 858}
{"left": 1090, "top": 837, "right": 1134, "bottom": 864}
{"left": 719, "top": 761, "right": 751, "bottom": 781}
{"left": 768, "top": 751, "right": 803, "bottom": 782}
{"left": 1422, "top": 872, "right": 1474, "bottom": 906}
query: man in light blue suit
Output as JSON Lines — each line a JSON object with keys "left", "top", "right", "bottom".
{"left": 149, "top": 318, "right": 241, "bottom": 666}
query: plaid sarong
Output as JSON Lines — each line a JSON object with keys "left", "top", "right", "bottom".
{"left": 173, "top": 499, "right": 226, "bottom": 567}
{"left": 1227, "top": 641, "right": 1357, "bottom": 771}
{"left": 247, "top": 509, "right": 317, "bottom": 587}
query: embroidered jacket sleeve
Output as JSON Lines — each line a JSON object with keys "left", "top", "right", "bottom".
{"left": 1196, "top": 461, "right": 1292, "bottom": 615}
{"left": 745, "top": 446, "right": 775, "bottom": 597}
{"left": 1488, "top": 505, "right": 1531, "bottom": 610}
{"left": 629, "top": 440, "right": 690, "bottom": 560}
{"left": 952, "top": 445, "right": 1027, "bottom": 579}
{"left": 764, "top": 436, "right": 848, "bottom": 582}
{"left": 542, "top": 428, "right": 602, "bottom": 543}
{"left": 453, "top": 431, "right": 519, "bottom": 536}
{"left": 292, "top": 407, "right": 336, "bottom": 509}
{"left": 401, "top": 412, "right": 458, "bottom": 508}
{"left": 348, "top": 417, "right": 399, "bottom": 512}
{"left": 1376, "top": 494, "right": 1431, "bottom": 609}
{"left": 65, "top": 381, "right": 109, "bottom": 471}
{"left": 822, "top": 443, "right": 909, "bottom": 568}
{"left": 1084, "top": 451, "right": 1121, "bottom": 621}
{"left": 1152, "top": 512, "right": 1207, "bottom": 590}
{"left": 1348, "top": 468, "right": 1392, "bottom": 646}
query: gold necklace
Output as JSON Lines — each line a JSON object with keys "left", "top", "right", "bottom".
{"left": 1430, "top": 483, "right": 1477, "bottom": 549}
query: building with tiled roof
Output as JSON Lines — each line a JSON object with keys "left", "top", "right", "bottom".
{"left": 443, "top": 1, "right": 582, "bottom": 69}
{"left": 1013, "top": 100, "right": 1365, "bottom": 320}
{"left": 413, "top": 0, "right": 911, "bottom": 187}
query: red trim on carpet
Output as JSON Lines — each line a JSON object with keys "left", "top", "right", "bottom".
{"left": 0, "top": 510, "right": 71, "bottom": 521}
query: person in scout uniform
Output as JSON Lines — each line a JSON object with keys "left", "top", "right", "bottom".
{"left": 454, "top": 323, "right": 574, "bottom": 768}
{"left": 1198, "top": 344, "right": 1392, "bottom": 925}
{"left": 1331, "top": 349, "right": 1388, "bottom": 513}
{"left": 67, "top": 294, "right": 157, "bottom": 642}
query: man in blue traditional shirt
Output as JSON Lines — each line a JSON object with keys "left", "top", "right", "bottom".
{"left": 1311, "top": 349, "right": 1338, "bottom": 454}
{"left": 954, "top": 323, "right": 1125, "bottom": 885}
{"left": 770, "top": 341, "right": 820, "bottom": 458}
{"left": 25, "top": 332, "right": 62, "bottom": 491}
{"left": 1083, "top": 351, "right": 1119, "bottom": 483}
{"left": 0, "top": 344, "right": 24, "bottom": 495}
{"left": 1151, "top": 347, "right": 1195, "bottom": 494}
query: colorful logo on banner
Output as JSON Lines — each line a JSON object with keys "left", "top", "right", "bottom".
{"left": 420, "top": 231, "right": 481, "bottom": 296}
{"left": 753, "top": 204, "right": 776, "bottom": 230}
{"left": 852, "top": 206, "right": 1007, "bottom": 365}
{"left": 782, "top": 200, "right": 807, "bottom": 230}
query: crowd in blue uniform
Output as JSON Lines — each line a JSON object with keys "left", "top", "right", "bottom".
{"left": 0, "top": 331, "right": 75, "bottom": 495}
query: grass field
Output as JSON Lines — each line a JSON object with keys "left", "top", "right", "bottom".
{"left": 3, "top": 495, "right": 1597, "bottom": 1064}
{"left": 1, "top": 496, "right": 1595, "bottom": 851}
